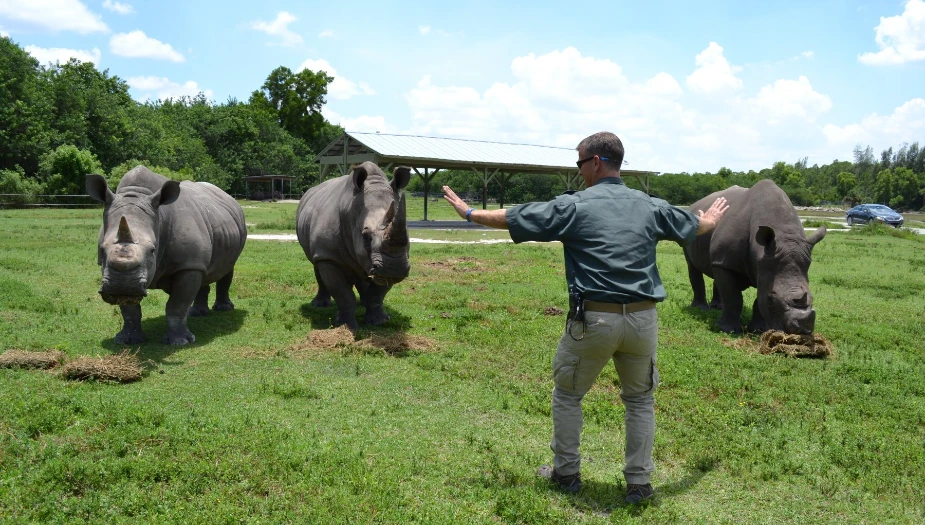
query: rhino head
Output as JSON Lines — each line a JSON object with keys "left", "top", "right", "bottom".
{"left": 86, "top": 174, "right": 180, "bottom": 304}
{"left": 350, "top": 163, "right": 412, "bottom": 287}
{"left": 754, "top": 224, "right": 826, "bottom": 335}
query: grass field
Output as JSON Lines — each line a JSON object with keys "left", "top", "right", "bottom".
{"left": 1, "top": 203, "right": 924, "bottom": 524}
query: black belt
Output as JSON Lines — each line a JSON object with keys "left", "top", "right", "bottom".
{"left": 584, "top": 300, "right": 656, "bottom": 314}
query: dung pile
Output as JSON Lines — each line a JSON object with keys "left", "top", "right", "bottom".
{"left": 59, "top": 352, "right": 143, "bottom": 382}
{"left": 0, "top": 349, "right": 66, "bottom": 369}
{"left": 758, "top": 330, "right": 833, "bottom": 358}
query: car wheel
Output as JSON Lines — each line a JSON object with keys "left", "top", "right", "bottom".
{"left": 846, "top": 216, "right": 853, "bottom": 226}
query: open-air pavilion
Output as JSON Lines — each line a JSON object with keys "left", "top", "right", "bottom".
{"left": 314, "top": 132, "right": 659, "bottom": 220}
{"left": 242, "top": 174, "right": 296, "bottom": 200}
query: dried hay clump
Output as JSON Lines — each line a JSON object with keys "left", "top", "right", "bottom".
{"left": 0, "top": 349, "right": 66, "bottom": 369}
{"left": 289, "top": 326, "right": 437, "bottom": 357}
{"left": 759, "top": 330, "right": 833, "bottom": 358}
{"left": 59, "top": 352, "right": 143, "bottom": 382}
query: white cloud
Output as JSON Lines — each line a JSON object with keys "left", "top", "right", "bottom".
{"left": 25, "top": 44, "right": 101, "bottom": 66}
{"left": 102, "top": 0, "right": 133, "bottom": 15}
{"left": 127, "top": 76, "right": 213, "bottom": 102}
{"left": 419, "top": 25, "right": 431, "bottom": 35}
{"left": 299, "top": 58, "right": 375, "bottom": 100}
{"left": 1, "top": 27, "right": 8, "bottom": 38}
{"left": 801, "top": 51, "right": 814, "bottom": 59}
{"left": 318, "top": 29, "right": 334, "bottom": 38}
{"left": 0, "top": 0, "right": 108, "bottom": 34}
{"left": 323, "top": 108, "right": 395, "bottom": 134}
{"left": 858, "top": 0, "right": 925, "bottom": 65}
{"left": 686, "top": 42, "right": 742, "bottom": 94}
{"left": 823, "top": 98, "right": 925, "bottom": 149}
{"left": 110, "top": 30, "right": 184, "bottom": 62}
{"left": 749, "top": 76, "right": 832, "bottom": 124}
{"left": 250, "top": 11, "right": 302, "bottom": 46}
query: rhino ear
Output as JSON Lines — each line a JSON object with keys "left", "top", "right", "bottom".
{"left": 352, "top": 165, "right": 369, "bottom": 192}
{"left": 151, "top": 180, "right": 181, "bottom": 208}
{"left": 391, "top": 167, "right": 412, "bottom": 192}
{"left": 806, "top": 225, "right": 826, "bottom": 247}
{"left": 86, "top": 174, "right": 113, "bottom": 205}
{"left": 755, "top": 225, "right": 776, "bottom": 247}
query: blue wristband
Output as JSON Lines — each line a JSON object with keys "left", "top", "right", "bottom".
{"left": 465, "top": 208, "right": 474, "bottom": 222}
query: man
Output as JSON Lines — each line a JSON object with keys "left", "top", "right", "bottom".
{"left": 442, "top": 131, "right": 728, "bottom": 504}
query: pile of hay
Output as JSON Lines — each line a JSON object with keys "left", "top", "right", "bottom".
{"left": 758, "top": 330, "right": 833, "bottom": 358}
{"left": 58, "top": 352, "right": 143, "bottom": 383}
{"left": 290, "top": 326, "right": 436, "bottom": 357}
{"left": 0, "top": 349, "right": 66, "bottom": 369}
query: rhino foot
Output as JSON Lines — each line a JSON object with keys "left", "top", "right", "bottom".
{"left": 213, "top": 300, "right": 234, "bottom": 312}
{"left": 189, "top": 304, "right": 210, "bottom": 317}
{"left": 363, "top": 311, "right": 391, "bottom": 326}
{"left": 162, "top": 330, "right": 196, "bottom": 345}
{"left": 333, "top": 314, "right": 359, "bottom": 332}
{"left": 690, "top": 300, "right": 711, "bottom": 311}
{"left": 310, "top": 297, "right": 333, "bottom": 307}
{"left": 115, "top": 330, "right": 145, "bottom": 344}
{"left": 717, "top": 321, "right": 744, "bottom": 334}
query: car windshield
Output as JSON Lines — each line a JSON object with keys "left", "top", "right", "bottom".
{"left": 867, "top": 205, "right": 894, "bottom": 213}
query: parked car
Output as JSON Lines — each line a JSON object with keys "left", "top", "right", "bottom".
{"left": 845, "top": 204, "right": 904, "bottom": 227}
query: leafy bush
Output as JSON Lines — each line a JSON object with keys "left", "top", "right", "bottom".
{"left": 108, "top": 160, "right": 195, "bottom": 188}
{"left": 38, "top": 145, "right": 103, "bottom": 197}
{"left": 0, "top": 166, "right": 42, "bottom": 205}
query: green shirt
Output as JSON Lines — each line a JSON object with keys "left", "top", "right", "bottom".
{"left": 505, "top": 177, "right": 700, "bottom": 304}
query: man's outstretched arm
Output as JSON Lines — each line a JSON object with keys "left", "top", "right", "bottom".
{"left": 443, "top": 186, "right": 510, "bottom": 229}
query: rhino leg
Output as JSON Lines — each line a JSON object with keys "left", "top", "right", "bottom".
{"left": 358, "top": 281, "right": 392, "bottom": 326}
{"left": 687, "top": 260, "right": 710, "bottom": 310}
{"left": 709, "top": 282, "right": 723, "bottom": 310}
{"left": 213, "top": 271, "right": 235, "bottom": 311}
{"left": 713, "top": 267, "right": 744, "bottom": 334}
{"left": 316, "top": 262, "right": 359, "bottom": 331}
{"left": 746, "top": 297, "right": 770, "bottom": 333}
{"left": 115, "top": 304, "right": 145, "bottom": 344}
{"left": 189, "top": 285, "right": 211, "bottom": 317}
{"left": 163, "top": 270, "right": 202, "bottom": 345}
{"left": 309, "top": 266, "right": 333, "bottom": 307}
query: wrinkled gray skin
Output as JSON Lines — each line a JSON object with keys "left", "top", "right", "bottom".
{"left": 296, "top": 162, "right": 411, "bottom": 331}
{"left": 683, "top": 179, "right": 826, "bottom": 335}
{"left": 86, "top": 166, "right": 247, "bottom": 345}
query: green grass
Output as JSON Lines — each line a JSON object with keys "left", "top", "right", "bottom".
{"left": 1, "top": 207, "right": 924, "bottom": 523}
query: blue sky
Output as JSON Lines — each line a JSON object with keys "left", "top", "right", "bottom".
{"left": 2, "top": 0, "right": 923, "bottom": 173}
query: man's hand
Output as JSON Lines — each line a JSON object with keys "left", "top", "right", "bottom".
{"left": 442, "top": 186, "right": 470, "bottom": 219}
{"left": 696, "top": 197, "right": 729, "bottom": 235}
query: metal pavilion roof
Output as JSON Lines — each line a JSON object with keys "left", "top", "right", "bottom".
{"left": 314, "top": 131, "right": 658, "bottom": 183}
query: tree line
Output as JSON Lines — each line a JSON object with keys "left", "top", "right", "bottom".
{"left": 3, "top": 35, "right": 923, "bottom": 210}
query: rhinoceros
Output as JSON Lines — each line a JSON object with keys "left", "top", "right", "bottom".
{"left": 86, "top": 166, "right": 247, "bottom": 345}
{"left": 683, "top": 179, "right": 826, "bottom": 334}
{"left": 296, "top": 162, "right": 411, "bottom": 330}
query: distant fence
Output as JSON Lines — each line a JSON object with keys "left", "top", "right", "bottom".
{"left": 0, "top": 194, "right": 100, "bottom": 208}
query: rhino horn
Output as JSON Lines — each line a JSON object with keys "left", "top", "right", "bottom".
{"left": 117, "top": 216, "right": 135, "bottom": 244}
{"left": 387, "top": 193, "right": 408, "bottom": 246}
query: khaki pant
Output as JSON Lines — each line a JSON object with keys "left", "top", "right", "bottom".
{"left": 551, "top": 309, "right": 659, "bottom": 485}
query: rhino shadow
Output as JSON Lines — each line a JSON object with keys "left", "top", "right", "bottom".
{"left": 298, "top": 302, "right": 412, "bottom": 332}
{"left": 685, "top": 303, "right": 755, "bottom": 335}
{"left": 99, "top": 308, "right": 247, "bottom": 363}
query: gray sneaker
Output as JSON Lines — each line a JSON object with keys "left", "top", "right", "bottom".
{"left": 625, "top": 483, "right": 654, "bottom": 504}
{"left": 537, "top": 465, "right": 582, "bottom": 494}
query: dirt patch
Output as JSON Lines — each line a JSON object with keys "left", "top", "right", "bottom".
{"left": 544, "top": 306, "right": 564, "bottom": 316}
{"left": 420, "top": 257, "right": 485, "bottom": 272}
{"left": 289, "top": 326, "right": 437, "bottom": 357}
{"left": 0, "top": 349, "right": 66, "bottom": 369}
{"left": 59, "top": 352, "right": 144, "bottom": 382}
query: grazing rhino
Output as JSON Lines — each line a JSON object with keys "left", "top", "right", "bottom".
{"left": 86, "top": 166, "right": 247, "bottom": 345}
{"left": 683, "top": 179, "right": 826, "bottom": 334}
{"left": 297, "top": 162, "right": 411, "bottom": 331}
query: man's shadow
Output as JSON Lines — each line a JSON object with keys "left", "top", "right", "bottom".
{"left": 552, "top": 460, "right": 716, "bottom": 515}
{"left": 99, "top": 309, "right": 247, "bottom": 365}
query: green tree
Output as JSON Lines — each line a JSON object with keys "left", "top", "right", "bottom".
{"left": 0, "top": 36, "right": 53, "bottom": 175}
{"left": 38, "top": 145, "right": 103, "bottom": 196}
{"left": 873, "top": 168, "right": 893, "bottom": 205}
{"left": 890, "top": 167, "right": 920, "bottom": 209}
{"left": 0, "top": 166, "right": 43, "bottom": 205}
{"left": 250, "top": 66, "right": 338, "bottom": 152}
{"left": 44, "top": 60, "right": 134, "bottom": 171}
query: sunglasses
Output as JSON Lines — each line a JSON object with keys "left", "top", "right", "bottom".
{"left": 576, "top": 155, "right": 610, "bottom": 168}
